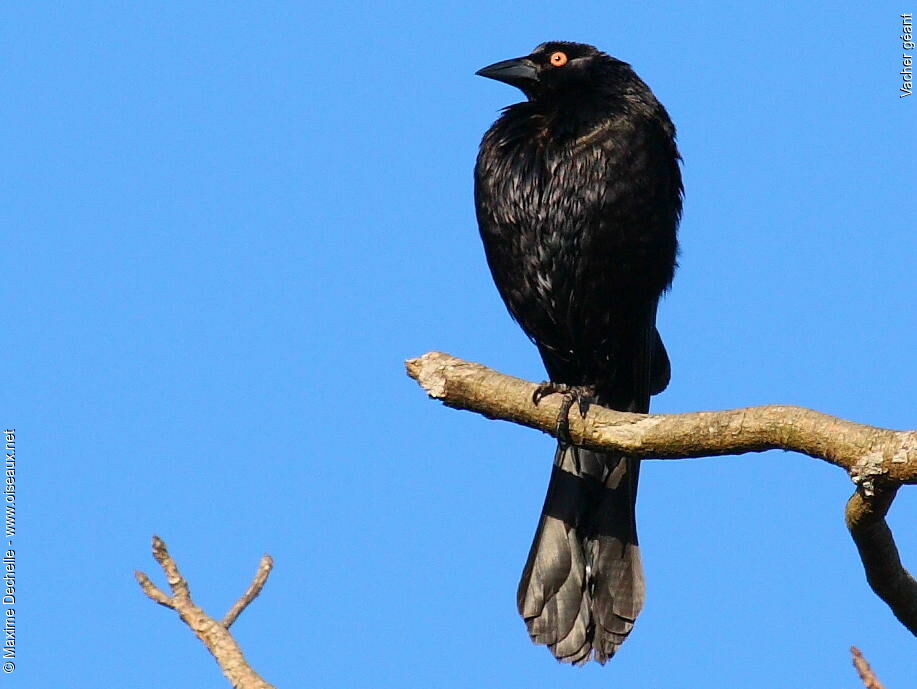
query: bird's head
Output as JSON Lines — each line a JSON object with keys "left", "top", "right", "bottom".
{"left": 475, "top": 41, "right": 621, "bottom": 102}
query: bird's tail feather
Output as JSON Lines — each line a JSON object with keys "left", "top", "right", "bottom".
{"left": 517, "top": 443, "right": 644, "bottom": 665}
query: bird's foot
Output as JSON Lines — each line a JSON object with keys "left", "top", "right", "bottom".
{"left": 531, "top": 382, "right": 596, "bottom": 444}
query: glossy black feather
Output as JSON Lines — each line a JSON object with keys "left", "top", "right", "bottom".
{"left": 474, "top": 41, "right": 682, "bottom": 664}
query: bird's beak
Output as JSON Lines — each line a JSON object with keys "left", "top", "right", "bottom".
{"left": 475, "top": 57, "right": 539, "bottom": 87}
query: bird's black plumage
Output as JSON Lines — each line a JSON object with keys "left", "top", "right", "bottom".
{"left": 474, "top": 41, "right": 682, "bottom": 664}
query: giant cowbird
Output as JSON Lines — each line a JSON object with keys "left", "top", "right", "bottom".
{"left": 474, "top": 41, "right": 682, "bottom": 664}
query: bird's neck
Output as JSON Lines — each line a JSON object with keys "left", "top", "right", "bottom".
{"left": 509, "top": 92, "right": 626, "bottom": 147}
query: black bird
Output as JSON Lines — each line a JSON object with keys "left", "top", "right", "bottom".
{"left": 474, "top": 42, "right": 682, "bottom": 664}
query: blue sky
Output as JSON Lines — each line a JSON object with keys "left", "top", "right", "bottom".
{"left": 5, "top": 2, "right": 915, "bottom": 687}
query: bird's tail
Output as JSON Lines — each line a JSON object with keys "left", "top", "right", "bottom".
{"left": 517, "top": 444, "right": 644, "bottom": 665}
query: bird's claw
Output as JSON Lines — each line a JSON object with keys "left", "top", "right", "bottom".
{"left": 531, "top": 382, "right": 595, "bottom": 444}
{"left": 531, "top": 381, "right": 564, "bottom": 406}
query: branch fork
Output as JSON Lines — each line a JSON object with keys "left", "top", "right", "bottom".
{"left": 136, "top": 536, "right": 276, "bottom": 689}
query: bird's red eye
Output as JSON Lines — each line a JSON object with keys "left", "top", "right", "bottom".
{"left": 549, "top": 51, "right": 568, "bottom": 67}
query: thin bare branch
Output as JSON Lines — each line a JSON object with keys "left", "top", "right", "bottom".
{"left": 223, "top": 555, "right": 274, "bottom": 628}
{"left": 136, "top": 536, "right": 277, "bottom": 689}
{"left": 135, "top": 569, "right": 175, "bottom": 609}
{"left": 150, "top": 534, "right": 191, "bottom": 601}
{"left": 851, "top": 646, "right": 886, "bottom": 689}
{"left": 847, "top": 489, "right": 917, "bottom": 634}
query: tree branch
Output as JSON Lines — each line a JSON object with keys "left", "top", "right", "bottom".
{"left": 136, "top": 536, "right": 276, "bottom": 689}
{"left": 847, "top": 488, "right": 917, "bottom": 634}
{"left": 851, "top": 646, "right": 887, "bottom": 689}
{"left": 406, "top": 351, "right": 917, "bottom": 635}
